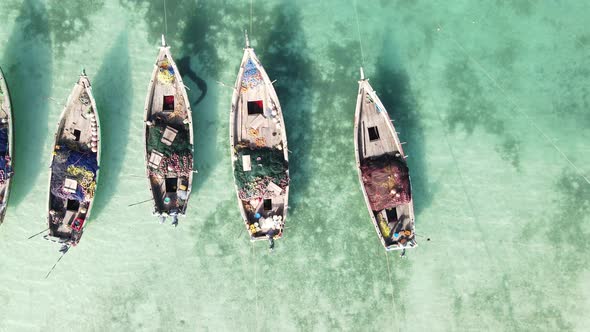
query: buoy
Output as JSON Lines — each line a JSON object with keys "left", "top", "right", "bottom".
{"left": 91, "top": 141, "right": 97, "bottom": 147}
{"left": 91, "top": 146, "right": 98, "bottom": 153}
{"left": 91, "top": 136, "right": 98, "bottom": 142}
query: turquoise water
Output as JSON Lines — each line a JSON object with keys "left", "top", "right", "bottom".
{"left": 1, "top": 0, "right": 589, "bottom": 330}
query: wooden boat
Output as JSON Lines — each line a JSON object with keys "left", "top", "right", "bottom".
{"left": 354, "top": 68, "right": 416, "bottom": 251}
{"left": 230, "top": 33, "right": 290, "bottom": 248}
{"left": 46, "top": 71, "right": 100, "bottom": 249}
{"left": 0, "top": 67, "right": 14, "bottom": 224}
{"left": 143, "top": 35, "right": 193, "bottom": 226}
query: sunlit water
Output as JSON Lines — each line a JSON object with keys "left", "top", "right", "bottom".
{"left": 0, "top": 0, "right": 589, "bottom": 330}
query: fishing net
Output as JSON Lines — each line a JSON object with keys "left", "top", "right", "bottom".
{"left": 50, "top": 146, "right": 98, "bottom": 202}
{"left": 377, "top": 213, "right": 391, "bottom": 238}
{"left": 149, "top": 152, "right": 193, "bottom": 177}
{"left": 234, "top": 147, "right": 289, "bottom": 200}
{"left": 0, "top": 156, "right": 12, "bottom": 184}
{"left": 0, "top": 127, "right": 8, "bottom": 155}
{"left": 147, "top": 123, "right": 192, "bottom": 177}
{"left": 241, "top": 58, "right": 263, "bottom": 91}
{"left": 147, "top": 123, "right": 191, "bottom": 156}
{"left": 0, "top": 122, "right": 12, "bottom": 183}
{"left": 361, "top": 154, "right": 411, "bottom": 211}
{"left": 157, "top": 59, "right": 175, "bottom": 84}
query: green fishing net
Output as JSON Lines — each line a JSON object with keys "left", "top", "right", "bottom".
{"left": 146, "top": 123, "right": 191, "bottom": 156}
{"left": 234, "top": 147, "right": 289, "bottom": 199}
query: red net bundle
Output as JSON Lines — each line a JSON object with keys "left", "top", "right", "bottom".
{"left": 361, "top": 154, "right": 411, "bottom": 211}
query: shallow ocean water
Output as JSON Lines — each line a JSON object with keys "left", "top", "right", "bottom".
{"left": 0, "top": 0, "right": 589, "bottom": 330}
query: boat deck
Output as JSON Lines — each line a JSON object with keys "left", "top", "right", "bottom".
{"left": 148, "top": 68, "right": 189, "bottom": 127}
{"left": 235, "top": 81, "right": 284, "bottom": 149}
{"left": 358, "top": 85, "right": 401, "bottom": 160}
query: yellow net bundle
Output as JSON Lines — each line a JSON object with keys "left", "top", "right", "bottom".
{"left": 67, "top": 165, "right": 96, "bottom": 200}
{"left": 157, "top": 60, "right": 175, "bottom": 84}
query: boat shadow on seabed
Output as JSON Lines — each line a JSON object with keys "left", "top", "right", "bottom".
{"left": 1, "top": 0, "right": 52, "bottom": 207}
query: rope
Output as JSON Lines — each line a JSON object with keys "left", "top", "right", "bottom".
{"left": 251, "top": 242, "right": 259, "bottom": 331}
{"left": 250, "top": 0, "right": 253, "bottom": 38}
{"left": 45, "top": 251, "right": 67, "bottom": 279}
{"left": 163, "top": 0, "right": 168, "bottom": 37}
{"left": 437, "top": 24, "right": 590, "bottom": 186}
{"left": 384, "top": 251, "right": 400, "bottom": 322}
{"left": 353, "top": 0, "right": 366, "bottom": 67}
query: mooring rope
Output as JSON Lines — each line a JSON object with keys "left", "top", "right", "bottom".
{"left": 384, "top": 251, "right": 400, "bottom": 322}
{"left": 251, "top": 242, "right": 259, "bottom": 330}
{"left": 353, "top": 0, "right": 366, "bottom": 68}
{"left": 250, "top": 0, "right": 253, "bottom": 38}
{"left": 163, "top": 0, "right": 168, "bottom": 37}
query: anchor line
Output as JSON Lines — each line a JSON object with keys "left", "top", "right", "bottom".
{"left": 353, "top": 0, "right": 366, "bottom": 68}
{"left": 163, "top": 0, "right": 168, "bottom": 37}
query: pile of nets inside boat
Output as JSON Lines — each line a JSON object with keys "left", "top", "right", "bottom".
{"left": 0, "top": 156, "right": 12, "bottom": 184}
{"left": 50, "top": 145, "right": 98, "bottom": 202}
{"left": 241, "top": 58, "right": 263, "bottom": 91}
{"left": 361, "top": 154, "right": 411, "bottom": 211}
{"left": 0, "top": 127, "right": 8, "bottom": 156}
{"left": 234, "top": 147, "right": 289, "bottom": 200}
{"left": 147, "top": 124, "right": 192, "bottom": 177}
{"left": 0, "top": 128, "right": 11, "bottom": 184}
{"left": 157, "top": 59, "right": 175, "bottom": 84}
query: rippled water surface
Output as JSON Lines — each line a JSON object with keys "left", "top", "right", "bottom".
{"left": 1, "top": 0, "right": 589, "bottom": 330}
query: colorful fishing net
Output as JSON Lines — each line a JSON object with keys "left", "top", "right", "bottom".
{"left": 50, "top": 146, "right": 99, "bottom": 202}
{"left": 149, "top": 152, "right": 193, "bottom": 177}
{"left": 0, "top": 155, "right": 12, "bottom": 184}
{"left": 146, "top": 123, "right": 193, "bottom": 177}
{"left": 67, "top": 165, "right": 96, "bottom": 199}
{"left": 157, "top": 60, "right": 175, "bottom": 84}
{"left": 241, "top": 58, "right": 263, "bottom": 91}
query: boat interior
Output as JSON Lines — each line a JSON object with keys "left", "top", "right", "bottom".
{"left": 357, "top": 81, "right": 416, "bottom": 249}
{"left": 232, "top": 52, "right": 288, "bottom": 239}
{"left": 0, "top": 74, "right": 12, "bottom": 217}
{"left": 145, "top": 51, "right": 193, "bottom": 218}
{"left": 48, "top": 77, "right": 98, "bottom": 244}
